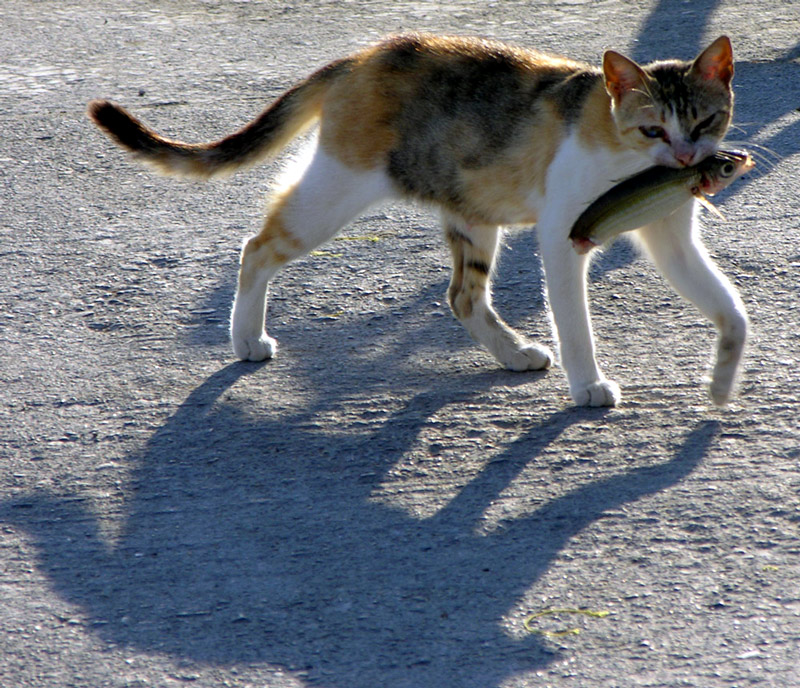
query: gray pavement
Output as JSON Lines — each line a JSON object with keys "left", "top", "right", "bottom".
{"left": 1, "top": 1, "right": 799, "bottom": 686}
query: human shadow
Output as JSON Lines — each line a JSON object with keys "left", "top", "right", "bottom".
{"left": 2, "top": 361, "right": 719, "bottom": 687}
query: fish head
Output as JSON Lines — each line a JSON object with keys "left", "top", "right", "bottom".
{"left": 699, "top": 150, "right": 755, "bottom": 194}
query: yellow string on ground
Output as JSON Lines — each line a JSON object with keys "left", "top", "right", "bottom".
{"left": 523, "top": 608, "right": 611, "bottom": 637}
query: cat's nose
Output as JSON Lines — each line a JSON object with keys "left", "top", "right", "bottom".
{"left": 672, "top": 141, "right": 696, "bottom": 167}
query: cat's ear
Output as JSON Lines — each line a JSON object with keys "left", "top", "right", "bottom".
{"left": 603, "top": 51, "right": 649, "bottom": 104}
{"left": 690, "top": 36, "right": 734, "bottom": 87}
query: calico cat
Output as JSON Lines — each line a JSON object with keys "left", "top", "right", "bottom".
{"left": 88, "top": 33, "right": 747, "bottom": 407}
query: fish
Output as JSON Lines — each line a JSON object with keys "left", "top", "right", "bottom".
{"left": 569, "top": 150, "right": 755, "bottom": 254}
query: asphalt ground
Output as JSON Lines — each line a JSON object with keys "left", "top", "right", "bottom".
{"left": 1, "top": 2, "right": 799, "bottom": 687}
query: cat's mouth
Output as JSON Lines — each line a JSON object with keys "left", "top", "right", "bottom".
{"left": 674, "top": 142, "right": 720, "bottom": 169}
{"left": 656, "top": 155, "right": 691, "bottom": 170}
{"left": 660, "top": 148, "right": 715, "bottom": 169}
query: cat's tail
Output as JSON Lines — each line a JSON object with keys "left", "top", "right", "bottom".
{"left": 87, "top": 58, "right": 352, "bottom": 179}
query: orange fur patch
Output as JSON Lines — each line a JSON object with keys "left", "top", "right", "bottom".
{"left": 577, "top": 82, "right": 625, "bottom": 151}
{"left": 319, "top": 46, "right": 403, "bottom": 168}
{"left": 238, "top": 189, "right": 303, "bottom": 292}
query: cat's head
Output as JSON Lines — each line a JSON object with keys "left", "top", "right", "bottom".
{"left": 603, "top": 36, "right": 733, "bottom": 168}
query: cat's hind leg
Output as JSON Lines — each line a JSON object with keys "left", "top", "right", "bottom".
{"left": 444, "top": 213, "right": 553, "bottom": 371}
{"left": 635, "top": 201, "right": 748, "bottom": 405}
{"left": 231, "top": 144, "right": 394, "bottom": 361}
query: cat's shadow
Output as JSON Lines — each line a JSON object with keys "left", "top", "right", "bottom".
{"left": 1, "top": 359, "right": 719, "bottom": 687}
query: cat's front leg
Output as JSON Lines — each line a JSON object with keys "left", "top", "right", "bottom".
{"left": 636, "top": 201, "right": 747, "bottom": 405}
{"left": 538, "top": 226, "right": 620, "bottom": 407}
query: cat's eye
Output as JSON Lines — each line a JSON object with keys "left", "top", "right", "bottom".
{"left": 639, "top": 125, "right": 666, "bottom": 140}
{"left": 690, "top": 114, "right": 716, "bottom": 142}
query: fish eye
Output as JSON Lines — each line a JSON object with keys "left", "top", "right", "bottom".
{"left": 721, "top": 162, "right": 735, "bottom": 176}
{"left": 639, "top": 125, "right": 666, "bottom": 140}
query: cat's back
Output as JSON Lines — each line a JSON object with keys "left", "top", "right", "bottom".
{"left": 367, "top": 33, "right": 582, "bottom": 78}
{"left": 338, "top": 33, "right": 594, "bottom": 111}
{"left": 320, "top": 34, "right": 602, "bottom": 180}
{"left": 371, "top": 33, "right": 584, "bottom": 77}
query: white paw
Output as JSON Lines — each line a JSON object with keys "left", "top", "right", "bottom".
{"left": 232, "top": 333, "right": 277, "bottom": 362}
{"left": 503, "top": 343, "right": 554, "bottom": 371}
{"left": 571, "top": 379, "right": 621, "bottom": 407}
{"left": 708, "top": 376, "right": 733, "bottom": 406}
{"left": 709, "top": 313, "right": 746, "bottom": 405}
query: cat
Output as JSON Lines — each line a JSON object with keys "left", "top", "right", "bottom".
{"left": 87, "top": 32, "right": 747, "bottom": 407}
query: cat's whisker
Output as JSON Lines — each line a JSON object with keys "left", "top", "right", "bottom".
{"left": 630, "top": 86, "right": 654, "bottom": 100}
{"left": 726, "top": 122, "right": 749, "bottom": 136}
{"left": 723, "top": 138, "right": 783, "bottom": 173}
{"left": 743, "top": 141, "right": 782, "bottom": 162}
